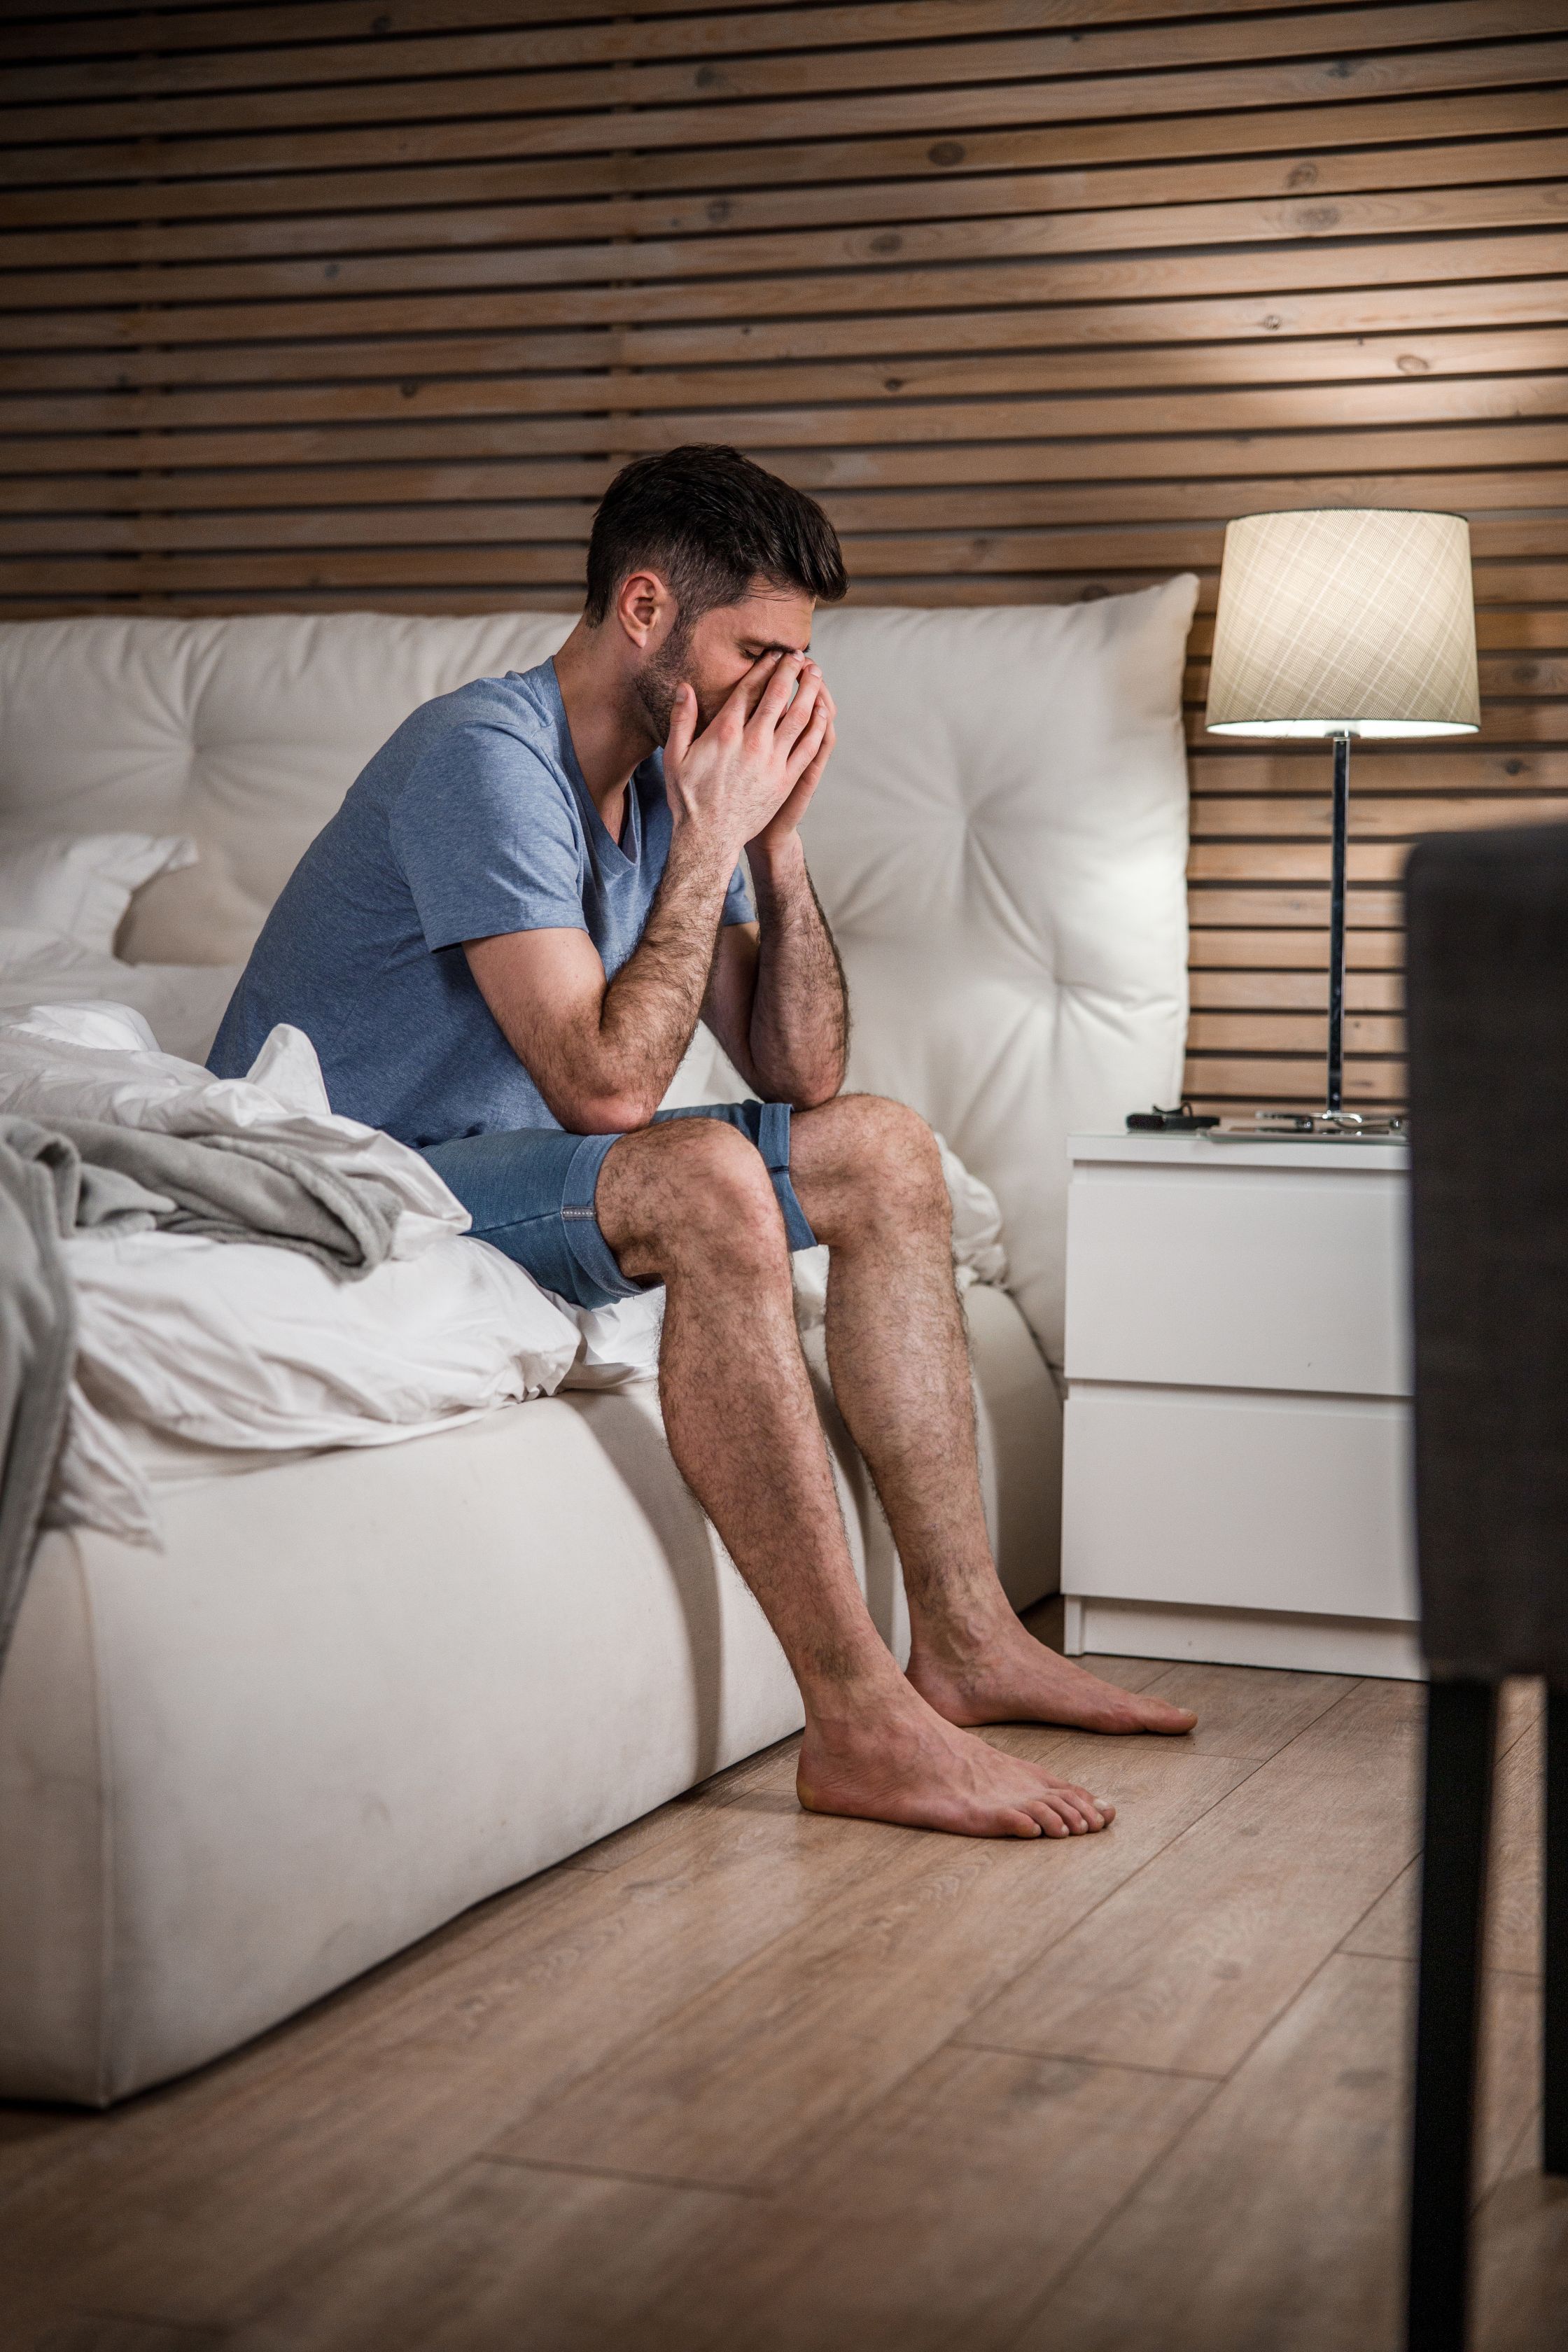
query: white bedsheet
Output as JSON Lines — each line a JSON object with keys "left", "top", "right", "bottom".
{"left": 53, "top": 1227, "right": 581, "bottom": 1544}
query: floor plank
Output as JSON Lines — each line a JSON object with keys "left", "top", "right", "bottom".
{"left": 1341, "top": 1856, "right": 1420, "bottom": 1963}
{"left": 960, "top": 1681, "right": 1424, "bottom": 2076}
{"left": 1340, "top": 1702, "right": 1542, "bottom": 1975}
{"left": 1477, "top": 1970, "right": 1546, "bottom": 2206}
{"left": 1011, "top": 1955, "right": 1539, "bottom": 2352}
{"left": 236, "top": 2050, "right": 1212, "bottom": 2352}
{"left": 492, "top": 1735, "right": 1249, "bottom": 2192}
{"left": 231, "top": 2160, "right": 747, "bottom": 2352}
{"left": 1474, "top": 2105, "right": 1568, "bottom": 2352}
{"left": 564, "top": 1734, "right": 799, "bottom": 1877}
{"left": 650, "top": 2048, "right": 1214, "bottom": 2352}
{"left": 1064, "top": 1648, "right": 1171, "bottom": 1692}
{"left": 642, "top": 2054, "right": 1214, "bottom": 2352}
{"left": 1133, "top": 1660, "right": 1357, "bottom": 1761}
{"left": 16, "top": 2323, "right": 225, "bottom": 2352}
{"left": 1483, "top": 1710, "right": 1544, "bottom": 1981}
{"left": 0, "top": 2100, "right": 84, "bottom": 2213}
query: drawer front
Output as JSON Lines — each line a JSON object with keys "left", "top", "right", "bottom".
{"left": 1061, "top": 1382, "right": 1417, "bottom": 1621}
{"left": 1064, "top": 1161, "right": 1410, "bottom": 1397}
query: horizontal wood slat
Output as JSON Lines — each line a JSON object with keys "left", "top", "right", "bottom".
{"left": 4, "top": 309, "right": 1566, "bottom": 398}
{"left": 4, "top": 421, "right": 1563, "bottom": 489}
{"left": 6, "top": 27, "right": 1564, "bottom": 186}
{"left": 4, "top": 0, "right": 1563, "bottom": 1113}
{"left": 7, "top": 346, "right": 1567, "bottom": 439}
{"left": 1189, "top": 1011, "right": 1406, "bottom": 1053}
{"left": 6, "top": 116, "right": 1568, "bottom": 244}
{"left": 1191, "top": 969, "right": 1404, "bottom": 1009}
{"left": 10, "top": 225, "right": 1568, "bottom": 328}
{"left": 0, "top": 0, "right": 1520, "bottom": 94}
{"left": 12, "top": 243, "right": 1565, "bottom": 357}
{"left": 0, "top": 0, "right": 1436, "bottom": 65}
{"left": 1186, "top": 1055, "right": 1409, "bottom": 1099}
{"left": 9, "top": 84, "right": 1568, "bottom": 234}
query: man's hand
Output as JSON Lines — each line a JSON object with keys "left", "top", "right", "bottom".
{"left": 750, "top": 669, "right": 836, "bottom": 867}
{"left": 663, "top": 652, "right": 832, "bottom": 867}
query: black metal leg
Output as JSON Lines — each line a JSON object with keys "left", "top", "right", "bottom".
{"left": 1546, "top": 1684, "right": 1568, "bottom": 2177}
{"left": 1407, "top": 1674, "right": 1498, "bottom": 2352}
{"left": 1326, "top": 729, "right": 1350, "bottom": 1116}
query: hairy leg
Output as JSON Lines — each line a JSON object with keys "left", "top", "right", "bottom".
{"left": 594, "top": 1118, "right": 1116, "bottom": 1837}
{"left": 788, "top": 1096, "right": 1196, "bottom": 1737}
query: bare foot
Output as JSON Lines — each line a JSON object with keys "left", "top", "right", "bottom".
{"left": 908, "top": 1613, "right": 1198, "bottom": 1737}
{"left": 797, "top": 1686, "right": 1116, "bottom": 1840}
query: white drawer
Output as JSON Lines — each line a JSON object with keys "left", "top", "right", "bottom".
{"left": 1061, "top": 1381, "right": 1417, "bottom": 1622}
{"left": 1063, "top": 1161, "right": 1410, "bottom": 1398}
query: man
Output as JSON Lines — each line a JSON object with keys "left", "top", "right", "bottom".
{"left": 211, "top": 444, "right": 1195, "bottom": 1840}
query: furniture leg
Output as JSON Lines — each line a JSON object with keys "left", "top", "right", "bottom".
{"left": 1326, "top": 727, "right": 1350, "bottom": 1114}
{"left": 1546, "top": 1683, "right": 1568, "bottom": 2178}
{"left": 1407, "top": 1673, "right": 1498, "bottom": 2352}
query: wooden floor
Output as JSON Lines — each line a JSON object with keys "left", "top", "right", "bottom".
{"left": 2, "top": 1637, "right": 1562, "bottom": 2352}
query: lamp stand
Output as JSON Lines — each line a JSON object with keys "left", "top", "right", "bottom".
{"left": 1240, "top": 728, "right": 1403, "bottom": 1138}
{"left": 1326, "top": 728, "right": 1351, "bottom": 1114}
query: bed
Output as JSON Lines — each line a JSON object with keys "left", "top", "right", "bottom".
{"left": 0, "top": 585, "right": 1195, "bottom": 2103}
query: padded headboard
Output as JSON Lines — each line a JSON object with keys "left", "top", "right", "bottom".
{"left": 0, "top": 585, "right": 1196, "bottom": 1359}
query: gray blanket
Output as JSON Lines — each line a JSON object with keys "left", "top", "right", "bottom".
{"left": 41, "top": 1117, "right": 402, "bottom": 1278}
{"left": 0, "top": 1112, "right": 403, "bottom": 1673}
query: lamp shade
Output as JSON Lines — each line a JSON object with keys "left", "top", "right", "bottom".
{"left": 1205, "top": 507, "right": 1480, "bottom": 738}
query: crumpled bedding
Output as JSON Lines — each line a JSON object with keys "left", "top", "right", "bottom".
{"left": 9, "top": 1110, "right": 403, "bottom": 1276}
{"left": 0, "top": 999, "right": 462, "bottom": 1256}
{"left": 0, "top": 1004, "right": 583, "bottom": 1544}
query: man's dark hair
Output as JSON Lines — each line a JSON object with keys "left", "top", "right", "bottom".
{"left": 584, "top": 444, "right": 847, "bottom": 626}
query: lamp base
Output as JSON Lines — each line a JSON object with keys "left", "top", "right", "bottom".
{"left": 1212, "top": 1110, "right": 1406, "bottom": 1142}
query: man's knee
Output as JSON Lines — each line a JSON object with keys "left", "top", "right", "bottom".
{"left": 804, "top": 1094, "right": 950, "bottom": 1235}
{"left": 603, "top": 1119, "right": 788, "bottom": 1278}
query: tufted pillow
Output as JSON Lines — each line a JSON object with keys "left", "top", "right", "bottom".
{"left": 803, "top": 583, "right": 1197, "bottom": 1362}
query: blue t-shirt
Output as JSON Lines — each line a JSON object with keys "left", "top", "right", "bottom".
{"left": 206, "top": 659, "right": 753, "bottom": 1146}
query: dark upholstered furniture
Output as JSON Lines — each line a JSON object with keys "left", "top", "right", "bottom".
{"left": 1405, "top": 822, "right": 1568, "bottom": 2352}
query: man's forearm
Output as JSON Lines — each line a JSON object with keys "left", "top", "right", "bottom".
{"left": 748, "top": 837, "right": 848, "bottom": 1107}
{"left": 592, "top": 828, "right": 735, "bottom": 1123}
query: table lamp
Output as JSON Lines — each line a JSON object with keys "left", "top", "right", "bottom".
{"left": 1205, "top": 508, "right": 1480, "bottom": 1127}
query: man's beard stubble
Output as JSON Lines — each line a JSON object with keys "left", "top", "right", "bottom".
{"left": 629, "top": 615, "right": 696, "bottom": 746}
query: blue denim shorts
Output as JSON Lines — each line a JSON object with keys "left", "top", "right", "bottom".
{"left": 419, "top": 1100, "right": 817, "bottom": 1311}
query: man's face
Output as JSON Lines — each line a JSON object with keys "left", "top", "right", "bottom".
{"left": 632, "top": 581, "right": 816, "bottom": 738}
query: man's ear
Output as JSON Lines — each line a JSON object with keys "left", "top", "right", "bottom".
{"left": 615, "top": 568, "right": 676, "bottom": 650}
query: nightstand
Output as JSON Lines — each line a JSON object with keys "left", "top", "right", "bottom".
{"left": 1059, "top": 1131, "right": 1420, "bottom": 1679}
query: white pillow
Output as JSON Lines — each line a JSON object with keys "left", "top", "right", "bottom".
{"left": 0, "top": 830, "right": 195, "bottom": 953}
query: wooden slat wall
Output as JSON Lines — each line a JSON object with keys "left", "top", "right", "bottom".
{"left": 1, "top": 0, "right": 1564, "bottom": 1110}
